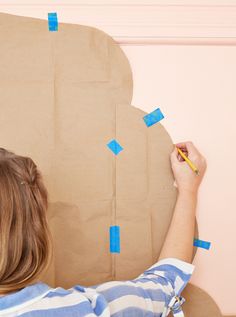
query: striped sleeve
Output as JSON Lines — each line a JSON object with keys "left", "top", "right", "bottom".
{"left": 90, "top": 258, "right": 194, "bottom": 317}
{"left": 92, "top": 257, "right": 194, "bottom": 317}
{"left": 136, "top": 257, "right": 195, "bottom": 316}
{"left": 137, "top": 257, "right": 195, "bottom": 296}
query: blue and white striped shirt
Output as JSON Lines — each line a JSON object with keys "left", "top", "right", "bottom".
{"left": 0, "top": 258, "right": 195, "bottom": 317}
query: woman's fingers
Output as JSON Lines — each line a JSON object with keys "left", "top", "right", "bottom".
{"left": 174, "top": 142, "right": 188, "bottom": 160}
{"left": 178, "top": 154, "right": 185, "bottom": 162}
{"left": 175, "top": 141, "right": 200, "bottom": 158}
{"left": 171, "top": 145, "right": 185, "bottom": 163}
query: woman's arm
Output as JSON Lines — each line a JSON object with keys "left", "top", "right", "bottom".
{"left": 91, "top": 141, "right": 207, "bottom": 317}
{"left": 158, "top": 190, "right": 197, "bottom": 263}
{"left": 158, "top": 141, "right": 207, "bottom": 263}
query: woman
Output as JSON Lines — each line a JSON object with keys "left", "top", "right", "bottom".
{"left": 0, "top": 141, "right": 206, "bottom": 316}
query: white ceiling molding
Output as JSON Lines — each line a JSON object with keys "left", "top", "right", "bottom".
{"left": 1, "top": 1, "right": 236, "bottom": 5}
{"left": 1, "top": 3, "right": 236, "bottom": 45}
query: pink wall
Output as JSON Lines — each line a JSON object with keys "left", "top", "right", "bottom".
{"left": 0, "top": 2, "right": 236, "bottom": 315}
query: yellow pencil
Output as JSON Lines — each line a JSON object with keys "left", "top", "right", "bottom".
{"left": 177, "top": 147, "right": 199, "bottom": 175}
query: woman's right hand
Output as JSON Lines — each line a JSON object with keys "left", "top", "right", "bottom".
{"left": 170, "top": 141, "right": 207, "bottom": 195}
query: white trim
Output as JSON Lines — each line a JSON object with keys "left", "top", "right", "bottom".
{"left": 1, "top": 1, "right": 236, "bottom": 5}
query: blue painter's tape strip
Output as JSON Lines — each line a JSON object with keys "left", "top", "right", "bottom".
{"left": 110, "top": 226, "right": 120, "bottom": 253}
{"left": 193, "top": 238, "right": 211, "bottom": 250}
{"left": 48, "top": 12, "right": 58, "bottom": 31}
{"left": 143, "top": 107, "right": 164, "bottom": 127}
{"left": 107, "top": 139, "right": 123, "bottom": 155}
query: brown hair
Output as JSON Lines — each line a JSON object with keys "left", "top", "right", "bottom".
{"left": 0, "top": 148, "right": 52, "bottom": 294}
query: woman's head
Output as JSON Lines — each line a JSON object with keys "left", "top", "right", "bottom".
{"left": 0, "top": 148, "right": 52, "bottom": 294}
